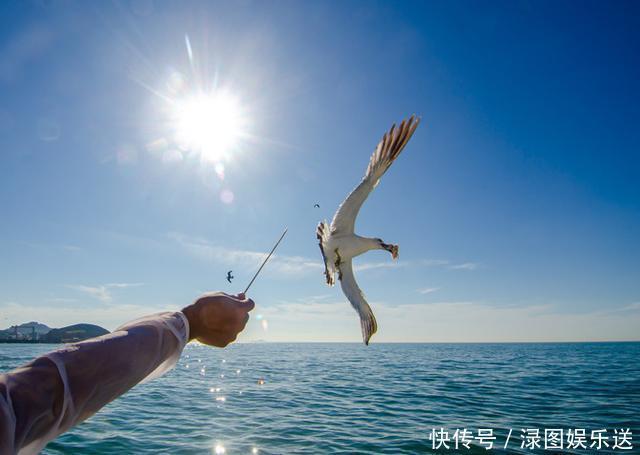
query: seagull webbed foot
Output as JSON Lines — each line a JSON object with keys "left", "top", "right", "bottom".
{"left": 382, "top": 243, "right": 399, "bottom": 260}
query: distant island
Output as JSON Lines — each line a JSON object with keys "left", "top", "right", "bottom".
{"left": 0, "top": 321, "right": 109, "bottom": 344}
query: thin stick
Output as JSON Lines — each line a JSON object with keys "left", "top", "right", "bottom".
{"left": 243, "top": 228, "right": 288, "bottom": 294}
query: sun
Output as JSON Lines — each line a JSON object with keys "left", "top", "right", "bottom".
{"left": 172, "top": 89, "right": 245, "bottom": 162}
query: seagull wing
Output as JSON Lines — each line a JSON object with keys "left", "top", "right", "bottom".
{"left": 330, "top": 115, "right": 420, "bottom": 234}
{"left": 316, "top": 220, "right": 336, "bottom": 286}
{"left": 339, "top": 260, "right": 378, "bottom": 345}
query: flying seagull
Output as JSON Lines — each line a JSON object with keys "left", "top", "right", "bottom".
{"left": 314, "top": 203, "right": 320, "bottom": 208}
{"left": 226, "top": 270, "right": 234, "bottom": 283}
{"left": 316, "top": 115, "right": 420, "bottom": 345}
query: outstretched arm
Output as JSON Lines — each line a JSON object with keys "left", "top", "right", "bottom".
{"left": 0, "top": 292, "right": 254, "bottom": 455}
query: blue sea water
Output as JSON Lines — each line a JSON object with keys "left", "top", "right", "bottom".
{"left": 1, "top": 342, "right": 639, "bottom": 454}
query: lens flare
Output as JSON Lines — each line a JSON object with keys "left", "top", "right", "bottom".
{"left": 220, "top": 189, "right": 234, "bottom": 204}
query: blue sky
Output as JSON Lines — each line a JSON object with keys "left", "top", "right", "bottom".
{"left": 1, "top": 0, "right": 639, "bottom": 341}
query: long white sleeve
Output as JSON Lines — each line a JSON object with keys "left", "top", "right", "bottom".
{"left": 0, "top": 311, "right": 189, "bottom": 455}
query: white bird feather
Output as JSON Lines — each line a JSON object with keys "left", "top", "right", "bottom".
{"left": 317, "top": 115, "right": 420, "bottom": 344}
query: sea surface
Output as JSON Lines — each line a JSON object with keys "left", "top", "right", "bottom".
{"left": 1, "top": 342, "right": 639, "bottom": 454}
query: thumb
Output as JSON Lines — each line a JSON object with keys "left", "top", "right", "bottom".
{"left": 237, "top": 297, "right": 255, "bottom": 312}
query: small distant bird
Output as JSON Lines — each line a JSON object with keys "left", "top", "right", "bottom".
{"left": 226, "top": 271, "right": 234, "bottom": 283}
{"left": 314, "top": 203, "right": 320, "bottom": 208}
{"left": 317, "top": 116, "right": 420, "bottom": 345}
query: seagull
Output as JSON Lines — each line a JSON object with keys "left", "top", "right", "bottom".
{"left": 316, "top": 115, "right": 420, "bottom": 345}
{"left": 226, "top": 270, "right": 234, "bottom": 283}
{"left": 314, "top": 203, "right": 320, "bottom": 208}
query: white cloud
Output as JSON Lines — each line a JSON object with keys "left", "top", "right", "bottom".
{"left": 353, "top": 261, "right": 405, "bottom": 272}
{"left": 0, "top": 301, "right": 173, "bottom": 331}
{"left": 3, "top": 297, "right": 638, "bottom": 343}
{"left": 420, "top": 259, "right": 480, "bottom": 271}
{"left": 45, "top": 297, "right": 78, "bottom": 304}
{"left": 24, "top": 242, "right": 83, "bottom": 253}
{"left": 240, "top": 298, "right": 640, "bottom": 343}
{"left": 422, "top": 259, "right": 450, "bottom": 267}
{"left": 105, "top": 283, "right": 145, "bottom": 289}
{"left": 169, "top": 232, "right": 322, "bottom": 277}
{"left": 417, "top": 287, "right": 440, "bottom": 295}
{"left": 66, "top": 283, "right": 144, "bottom": 303}
{"left": 448, "top": 262, "right": 479, "bottom": 270}
{"left": 622, "top": 302, "right": 640, "bottom": 311}
{"left": 170, "top": 232, "right": 479, "bottom": 280}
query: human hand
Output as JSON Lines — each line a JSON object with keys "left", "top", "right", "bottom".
{"left": 182, "top": 292, "right": 255, "bottom": 347}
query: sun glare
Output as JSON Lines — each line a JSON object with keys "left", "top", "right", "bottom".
{"left": 173, "top": 90, "right": 245, "bottom": 162}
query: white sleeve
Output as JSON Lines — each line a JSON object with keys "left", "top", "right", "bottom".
{"left": 0, "top": 311, "right": 189, "bottom": 455}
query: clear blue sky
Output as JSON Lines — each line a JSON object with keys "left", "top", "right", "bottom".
{"left": 1, "top": 0, "right": 639, "bottom": 341}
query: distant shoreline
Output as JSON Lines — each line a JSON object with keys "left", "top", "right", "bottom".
{"left": 0, "top": 340, "right": 61, "bottom": 344}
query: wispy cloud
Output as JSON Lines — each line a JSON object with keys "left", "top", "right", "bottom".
{"left": 420, "top": 259, "right": 480, "bottom": 271}
{"left": 241, "top": 298, "right": 640, "bottom": 343}
{"left": 448, "top": 262, "right": 480, "bottom": 270}
{"left": 0, "top": 301, "right": 172, "bottom": 331}
{"left": 105, "top": 282, "right": 145, "bottom": 289}
{"left": 421, "top": 259, "right": 450, "bottom": 267}
{"left": 169, "top": 232, "right": 322, "bottom": 277}
{"left": 24, "top": 242, "right": 83, "bottom": 253}
{"left": 45, "top": 297, "right": 78, "bottom": 304}
{"left": 353, "top": 261, "right": 406, "bottom": 272}
{"left": 417, "top": 287, "right": 440, "bottom": 294}
{"left": 170, "top": 232, "right": 479, "bottom": 279}
{"left": 622, "top": 302, "right": 640, "bottom": 311}
{"left": 66, "top": 283, "right": 144, "bottom": 303}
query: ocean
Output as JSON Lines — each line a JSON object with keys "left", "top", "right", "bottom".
{"left": 1, "top": 342, "right": 639, "bottom": 454}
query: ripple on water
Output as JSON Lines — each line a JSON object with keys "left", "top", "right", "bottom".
{"left": 1, "top": 343, "right": 638, "bottom": 454}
